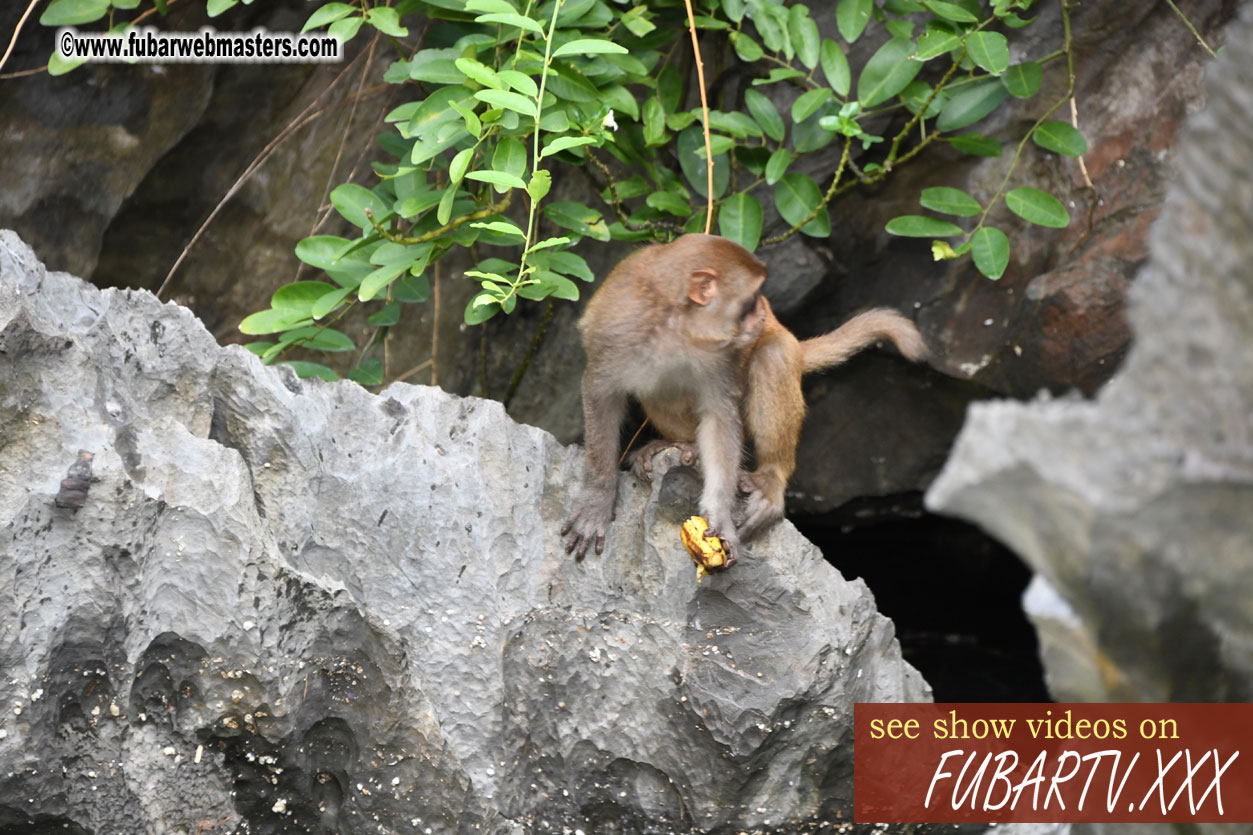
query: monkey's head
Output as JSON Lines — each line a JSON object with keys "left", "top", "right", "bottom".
{"left": 670, "top": 234, "right": 768, "bottom": 351}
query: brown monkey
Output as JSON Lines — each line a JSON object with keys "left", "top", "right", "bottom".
{"left": 561, "top": 233, "right": 926, "bottom": 563}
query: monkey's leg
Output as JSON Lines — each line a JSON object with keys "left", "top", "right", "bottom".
{"left": 628, "top": 439, "right": 698, "bottom": 482}
{"left": 695, "top": 399, "right": 745, "bottom": 565}
{"left": 740, "top": 340, "right": 805, "bottom": 538}
{"left": 562, "top": 377, "right": 628, "bottom": 559}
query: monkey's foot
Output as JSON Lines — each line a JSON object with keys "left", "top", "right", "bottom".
{"left": 737, "top": 472, "right": 785, "bottom": 540}
{"left": 561, "top": 490, "right": 616, "bottom": 560}
{"left": 628, "top": 439, "right": 698, "bottom": 482}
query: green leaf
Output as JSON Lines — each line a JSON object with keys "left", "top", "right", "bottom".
{"left": 936, "top": 77, "right": 1007, "bottom": 132}
{"left": 744, "top": 89, "right": 784, "bottom": 143}
{"left": 730, "top": 31, "right": 764, "bottom": 62}
{"left": 497, "top": 70, "right": 538, "bottom": 97}
{"left": 646, "top": 191, "right": 692, "bottom": 217}
{"left": 437, "top": 186, "right": 458, "bottom": 225}
{"left": 718, "top": 193, "right": 763, "bottom": 252}
{"left": 331, "top": 183, "right": 391, "bottom": 229}
{"left": 303, "top": 2, "right": 355, "bottom": 32}
{"left": 273, "top": 280, "right": 338, "bottom": 313}
{"left": 393, "top": 272, "right": 431, "bottom": 303}
{"left": 792, "top": 87, "right": 833, "bottom": 124}
{"left": 541, "top": 136, "right": 597, "bottom": 157}
{"left": 493, "top": 136, "right": 527, "bottom": 179}
{"left": 774, "top": 173, "right": 830, "bottom": 238}
{"left": 765, "top": 148, "right": 791, "bottom": 185}
{"left": 966, "top": 31, "right": 1009, "bottom": 75}
{"left": 450, "top": 101, "right": 482, "bottom": 137}
{"left": 678, "top": 126, "right": 729, "bottom": 199}
{"left": 920, "top": 187, "right": 981, "bottom": 217}
{"left": 473, "top": 12, "right": 543, "bottom": 33}
{"left": 751, "top": 67, "right": 805, "bottom": 86}
{"left": 239, "top": 308, "right": 313, "bottom": 336}
{"left": 601, "top": 84, "right": 639, "bottom": 121}
{"left": 367, "top": 302, "right": 401, "bottom": 327}
{"left": 901, "top": 81, "right": 945, "bottom": 118}
{"left": 365, "top": 6, "right": 408, "bottom": 36}
{"left": 527, "top": 169, "right": 552, "bottom": 201}
{"left": 552, "top": 38, "right": 629, "bottom": 57}
{"left": 279, "top": 361, "right": 337, "bottom": 382}
{"left": 455, "top": 58, "right": 503, "bottom": 89}
{"left": 328, "top": 16, "right": 364, "bottom": 42}
{"left": 544, "top": 201, "right": 610, "bottom": 240}
{"left": 820, "top": 38, "right": 851, "bottom": 97}
{"left": 971, "top": 226, "right": 1010, "bottom": 279}
{"left": 1002, "top": 61, "right": 1043, "bottom": 98}
{"left": 643, "top": 97, "right": 667, "bottom": 146}
{"left": 295, "top": 235, "right": 353, "bottom": 270}
{"left": 244, "top": 342, "right": 275, "bottom": 358}
{"left": 449, "top": 147, "right": 474, "bottom": 187}
{"left": 620, "top": 6, "right": 657, "bottom": 37}
{"left": 914, "top": 21, "right": 962, "bottom": 60}
{"left": 464, "top": 293, "right": 501, "bottom": 325}
{"left": 836, "top": 0, "right": 872, "bottom": 44}
{"left": 857, "top": 38, "right": 923, "bottom": 108}
{"left": 1032, "top": 120, "right": 1088, "bottom": 157}
{"left": 531, "top": 250, "right": 593, "bottom": 281}
{"left": 470, "top": 219, "right": 527, "bottom": 238}
{"left": 922, "top": 0, "right": 978, "bottom": 23}
{"left": 279, "top": 326, "right": 356, "bottom": 352}
{"left": 358, "top": 263, "right": 408, "bottom": 302}
{"left": 948, "top": 133, "right": 1003, "bottom": 157}
{"left": 47, "top": 50, "right": 87, "bottom": 76}
{"left": 408, "top": 52, "right": 467, "bottom": 85}
{"left": 526, "top": 236, "right": 571, "bottom": 253}
{"left": 40, "top": 0, "right": 110, "bottom": 24}
{"left": 312, "top": 286, "right": 353, "bottom": 320}
{"left": 707, "top": 110, "right": 763, "bottom": 140}
{"left": 1005, "top": 187, "right": 1070, "bottom": 228}
{"left": 474, "top": 89, "right": 537, "bottom": 118}
{"left": 789, "top": 6, "right": 821, "bottom": 70}
{"left": 885, "top": 215, "right": 965, "bottom": 237}
{"left": 751, "top": 0, "right": 788, "bottom": 53}
{"left": 658, "top": 64, "right": 682, "bottom": 113}
{"left": 348, "top": 358, "right": 384, "bottom": 387}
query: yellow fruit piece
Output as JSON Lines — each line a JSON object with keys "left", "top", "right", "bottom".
{"left": 681, "top": 516, "right": 728, "bottom": 581}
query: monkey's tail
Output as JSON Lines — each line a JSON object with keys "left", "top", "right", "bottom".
{"left": 799, "top": 308, "right": 928, "bottom": 374}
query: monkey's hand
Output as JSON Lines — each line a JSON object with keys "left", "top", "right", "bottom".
{"left": 700, "top": 507, "right": 739, "bottom": 569}
{"left": 561, "top": 487, "right": 616, "bottom": 560}
{"left": 737, "top": 471, "right": 785, "bottom": 540}
{"left": 628, "top": 439, "right": 698, "bottom": 482}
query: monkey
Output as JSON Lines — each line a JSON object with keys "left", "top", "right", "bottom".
{"left": 561, "top": 233, "right": 926, "bottom": 565}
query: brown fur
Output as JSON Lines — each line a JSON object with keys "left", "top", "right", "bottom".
{"left": 562, "top": 234, "right": 926, "bottom": 561}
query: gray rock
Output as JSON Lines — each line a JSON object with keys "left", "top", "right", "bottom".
{"left": 927, "top": 7, "right": 1253, "bottom": 705}
{"left": 0, "top": 229, "right": 927, "bottom": 833}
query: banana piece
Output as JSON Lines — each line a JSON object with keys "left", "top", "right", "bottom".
{"left": 681, "top": 516, "right": 729, "bottom": 581}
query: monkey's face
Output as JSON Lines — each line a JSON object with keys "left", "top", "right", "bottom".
{"left": 730, "top": 285, "right": 767, "bottom": 348}
{"left": 686, "top": 268, "right": 767, "bottom": 350}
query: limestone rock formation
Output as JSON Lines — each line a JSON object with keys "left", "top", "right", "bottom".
{"left": 0, "top": 229, "right": 926, "bottom": 834}
{"left": 927, "top": 7, "right": 1253, "bottom": 705}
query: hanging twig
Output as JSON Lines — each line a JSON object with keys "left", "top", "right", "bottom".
{"left": 682, "top": 0, "right": 714, "bottom": 232}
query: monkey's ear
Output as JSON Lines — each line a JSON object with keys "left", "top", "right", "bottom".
{"left": 688, "top": 268, "right": 719, "bottom": 306}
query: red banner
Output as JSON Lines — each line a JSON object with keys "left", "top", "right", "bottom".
{"left": 855, "top": 703, "right": 1253, "bottom": 823}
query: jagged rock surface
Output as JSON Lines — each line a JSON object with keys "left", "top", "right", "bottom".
{"left": 0, "top": 230, "right": 927, "bottom": 834}
{"left": 927, "top": 8, "right": 1253, "bottom": 705}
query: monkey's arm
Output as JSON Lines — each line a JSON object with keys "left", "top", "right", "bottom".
{"left": 694, "top": 395, "right": 745, "bottom": 563}
{"left": 740, "top": 335, "right": 805, "bottom": 538}
{"left": 562, "top": 373, "right": 628, "bottom": 559}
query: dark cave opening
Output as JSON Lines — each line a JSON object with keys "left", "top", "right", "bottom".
{"left": 792, "top": 493, "right": 1051, "bottom": 703}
